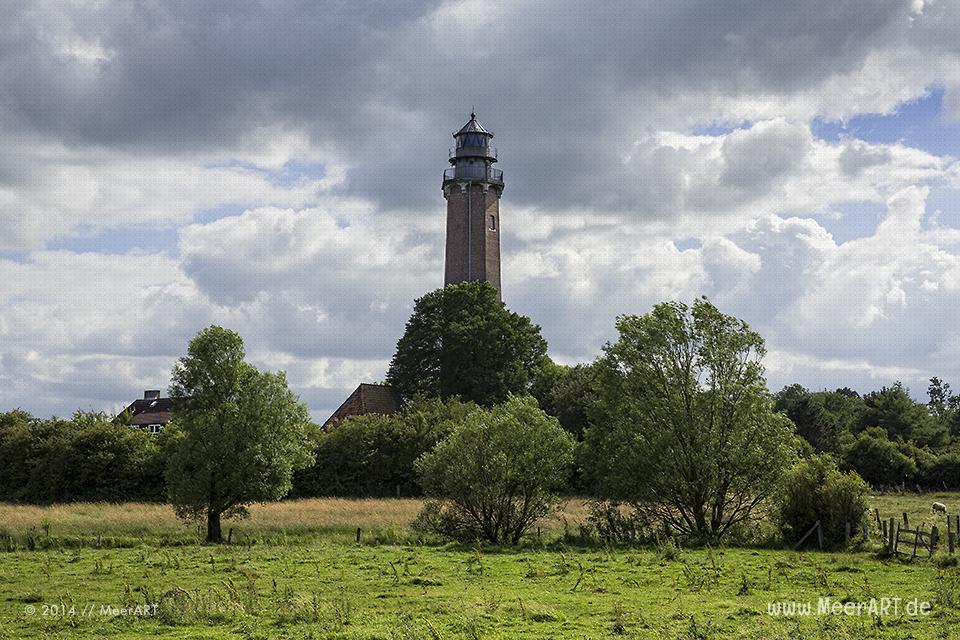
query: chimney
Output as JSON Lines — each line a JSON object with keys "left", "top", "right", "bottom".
{"left": 144, "top": 390, "right": 161, "bottom": 400}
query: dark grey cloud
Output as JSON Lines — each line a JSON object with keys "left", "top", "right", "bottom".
{"left": 0, "top": 0, "right": 927, "bottom": 216}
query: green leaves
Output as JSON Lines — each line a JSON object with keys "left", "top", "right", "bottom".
{"left": 292, "top": 396, "right": 478, "bottom": 497}
{"left": 414, "top": 395, "right": 575, "bottom": 544}
{"left": 583, "top": 298, "right": 796, "bottom": 541}
{"left": 165, "top": 326, "right": 315, "bottom": 541}
{"left": 386, "top": 281, "right": 548, "bottom": 407}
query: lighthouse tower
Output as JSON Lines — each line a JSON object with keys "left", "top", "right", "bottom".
{"left": 442, "top": 112, "right": 504, "bottom": 300}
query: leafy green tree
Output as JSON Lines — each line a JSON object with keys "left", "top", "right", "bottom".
{"left": 166, "top": 326, "right": 316, "bottom": 543}
{"left": 928, "top": 377, "right": 960, "bottom": 437}
{"left": 843, "top": 427, "right": 919, "bottom": 488}
{"left": 414, "top": 395, "right": 575, "bottom": 544}
{"left": 774, "top": 385, "right": 865, "bottom": 455}
{"left": 386, "top": 281, "right": 548, "bottom": 407}
{"left": 859, "top": 382, "right": 947, "bottom": 448}
{"left": 776, "top": 455, "right": 869, "bottom": 548}
{"left": 924, "top": 448, "right": 960, "bottom": 489}
{"left": 530, "top": 359, "right": 598, "bottom": 440}
{"left": 0, "top": 410, "right": 165, "bottom": 503}
{"left": 582, "top": 299, "right": 797, "bottom": 541}
{"left": 291, "top": 396, "right": 477, "bottom": 497}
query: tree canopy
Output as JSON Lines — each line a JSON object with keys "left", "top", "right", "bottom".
{"left": 530, "top": 359, "right": 598, "bottom": 440}
{"left": 292, "top": 396, "right": 478, "bottom": 498}
{"left": 385, "top": 281, "right": 548, "bottom": 407}
{"left": 165, "top": 326, "right": 316, "bottom": 542}
{"left": 414, "top": 395, "right": 575, "bottom": 544}
{"left": 582, "top": 298, "right": 797, "bottom": 541}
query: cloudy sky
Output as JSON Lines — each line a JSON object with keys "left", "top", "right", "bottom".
{"left": 2, "top": 0, "right": 960, "bottom": 420}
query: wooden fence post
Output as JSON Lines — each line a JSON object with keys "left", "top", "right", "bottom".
{"left": 862, "top": 523, "right": 869, "bottom": 540}
{"left": 882, "top": 520, "right": 888, "bottom": 541}
{"left": 949, "top": 532, "right": 956, "bottom": 554}
{"left": 890, "top": 519, "right": 897, "bottom": 554}
{"left": 874, "top": 508, "right": 881, "bottom": 525}
{"left": 845, "top": 522, "right": 851, "bottom": 545}
{"left": 794, "top": 520, "right": 821, "bottom": 550}
{"left": 903, "top": 512, "right": 909, "bottom": 527}
{"left": 356, "top": 527, "right": 361, "bottom": 543}
{"left": 932, "top": 526, "right": 939, "bottom": 552}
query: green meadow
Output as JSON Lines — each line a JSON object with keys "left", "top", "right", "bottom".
{"left": 1, "top": 496, "right": 960, "bottom": 639}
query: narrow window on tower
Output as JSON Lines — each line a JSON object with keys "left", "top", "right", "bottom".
{"left": 489, "top": 215, "right": 496, "bottom": 231}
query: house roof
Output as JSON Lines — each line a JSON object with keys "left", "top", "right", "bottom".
{"left": 323, "top": 383, "right": 401, "bottom": 429}
{"left": 123, "top": 397, "right": 174, "bottom": 426}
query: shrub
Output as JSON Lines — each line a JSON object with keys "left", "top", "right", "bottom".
{"left": 0, "top": 410, "right": 166, "bottom": 503}
{"left": 291, "top": 396, "right": 477, "bottom": 498}
{"left": 842, "top": 427, "right": 918, "bottom": 488}
{"left": 924, "top": 450, "right": 960, "bottom": 490}
{"left": 583, "top": 501, "right": 651, "bottom": 544}
{"left": 414, "top": 395, "right": 575, "bottom": 544}
{"left": 776, "top": 455, "right": 869, "bottom": 548}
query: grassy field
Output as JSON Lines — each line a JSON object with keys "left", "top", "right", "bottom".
{"left": 0, "top": 498, "right": 590, "bottom": 548}
{"left": 1, "top": 495, "right": 959, "bottom": 639}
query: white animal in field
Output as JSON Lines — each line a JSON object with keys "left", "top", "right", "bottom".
{"left": 932, "top": 502, "right": 947, "bottom": 513}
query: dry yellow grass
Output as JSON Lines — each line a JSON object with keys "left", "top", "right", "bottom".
{"left": 0, "top": 497, "right": 593, "bottom": 537}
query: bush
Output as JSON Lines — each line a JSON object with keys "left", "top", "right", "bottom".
{"left": 414, "top": 395, "right": 575, "bottom": 544}
{"left": 924, "top": 450, "right": 960, "bottom": 490}
{"left": 842, "top": 427, "right": 918, "bottom": 488}
{"left": 776, "top": 455, "right": 869, "bottom": 549}
{"left": 0, "top": 410, "right": 166, "bottom": 503}
{"left": 584, "top": 500, "right": 651, "bottom": 544}
{"left": 291, "top": 396, "right": 477, "bottom": 498}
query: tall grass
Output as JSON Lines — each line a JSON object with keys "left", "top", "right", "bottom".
{"left": 0, "top": 497, "right": 591, "bottom": 549}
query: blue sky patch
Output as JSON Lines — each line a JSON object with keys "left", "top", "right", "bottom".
{"left": 925, "top": 187, "right": 960, "bottom": 230}
{"left": 204, "top": 159, "right": 326, "bottom": 188}
{"left": 46, "top": 225, "right": 180, "bottom": 255}
{"left": 674, "top": 237, "right": 702, "bottom": 251}
{"left": 812, "top": 87, "right": 960, "bottom": 157}
{"left": 817, "top": 201, "right": 886, "bottom": 244}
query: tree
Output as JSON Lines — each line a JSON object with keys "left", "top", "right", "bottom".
{"left": 165, "top": 326, "right": 315, "bottom": 543}
{"left": 928, "top": 377, "right": 960, "bottom": 437}
{"left": 582, "top": 299, "right": 797, "bottom": 541}
{"left": 776, "top": 455, "right": 869, "bottom": 548}
{"left": 291, "top": 396, "right": 477, "bottom": 497}
{"left": 414, "top": 395, "right": 575, "bottom": 544}
{"left": 0, "top": 410, "right": 165, "bottom": 503}
{"left": 386, "top": 281, "right": 548, "bottom": 407}
{"left": 530, "top": 359, "right": 598, "bottom": 440}
{"left": 842, "top": 427, "right": 919, "bottom": 488}
{"left": 774, "top": 385, "right": 865, "bottom": 455}
{"left": 859, "top": 382, "right": 948, "bottom": 448}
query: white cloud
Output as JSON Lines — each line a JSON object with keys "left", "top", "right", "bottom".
{"left": 4, "top": 1, "right": 960, "bottom": 417}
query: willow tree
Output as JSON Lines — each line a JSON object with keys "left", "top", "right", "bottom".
{"left": 582, "top": 298, "right": 797, "bottom": 541}
{"left": 165, "top": 326, "right": 315, "bottom": 543}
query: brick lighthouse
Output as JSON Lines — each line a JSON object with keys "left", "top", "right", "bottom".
{"left": 442, "top": 112, "right": 504, "bottom": 300}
